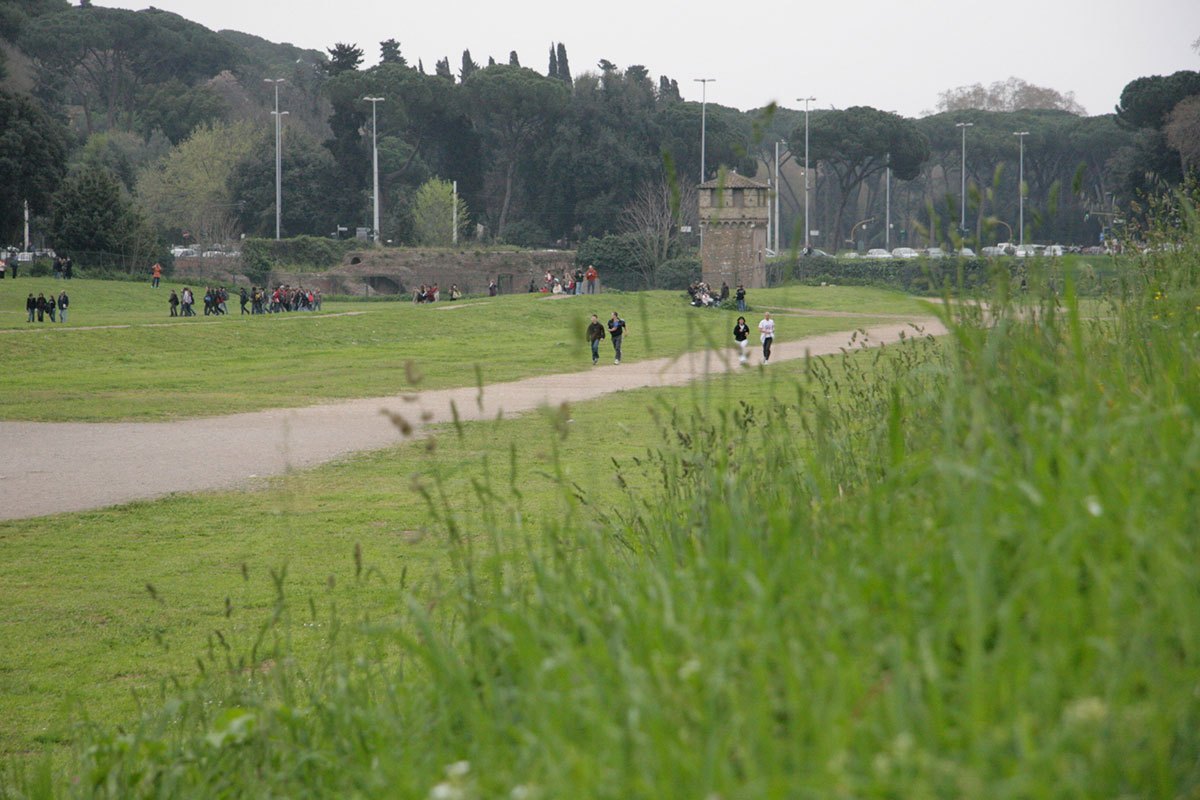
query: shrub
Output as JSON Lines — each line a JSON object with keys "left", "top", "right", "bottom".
{"left": 655, "top": 256, "right": 701, "bottom": 289}
{"left": 498, "top": 220, "right": 550, "bottom": 248}
{"left": 241, "top": 236, "right": 357, "bottom": 284}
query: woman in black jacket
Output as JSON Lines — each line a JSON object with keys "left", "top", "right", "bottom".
{"left": 733, "top": 316, "right": 750, "bottom": 365}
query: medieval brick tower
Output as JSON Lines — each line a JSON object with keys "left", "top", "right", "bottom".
{"left": 698, "top": 171, "right": 769, "bottom": 289}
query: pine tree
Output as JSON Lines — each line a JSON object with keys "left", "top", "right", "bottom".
{"left": 555, "top": 42, "right": 571, "bottom": 84}
{"left": 325, "top": 43, "right": 364, "bottom": 76}
{"left": 379, "top": 38, "right": 406, "bottom": 66}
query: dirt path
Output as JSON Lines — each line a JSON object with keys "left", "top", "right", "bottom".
{"left": 0, "top": 318, "right": 945, "bottom": 520}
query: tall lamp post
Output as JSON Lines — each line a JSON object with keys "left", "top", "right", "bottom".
{"left": 885, "top": 152, "right": 892, "bottom": 250}
{"left": 265, "top": 78, "right": 287, "bottom": 240}
{"left": 1013, "top": 131, "right": 1029, "bottom": 246}
{"left": 363, "top": 96, "right": 385, "bottom": 245}
{"left": 693, "top": 78, "right": 715, "bottom": 183}
{"left": 955, "top": 121, "right": 973, "bottom": 238}
{"left": 798, "top": 96, "right": 816, "bottom": 251}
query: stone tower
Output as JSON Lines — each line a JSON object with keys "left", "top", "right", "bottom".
{"left": 698, "top": 171, "right": 769, "bottom": 289}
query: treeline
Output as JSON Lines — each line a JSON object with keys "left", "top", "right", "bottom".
{"left": 1, "top": 2, "right": 1198, "bottom": 272}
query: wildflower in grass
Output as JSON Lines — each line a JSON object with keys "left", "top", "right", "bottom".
{"left": 1063, "top": 696, "right": 1109, "bottom": 727}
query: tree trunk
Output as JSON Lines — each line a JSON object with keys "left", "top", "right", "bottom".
{"left": 496, "top": 159, "right": 516, "bottom": 239}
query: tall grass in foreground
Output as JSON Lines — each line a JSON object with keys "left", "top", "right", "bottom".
{"left": 6, "top": 248, "right": 1199, "bottom": 798}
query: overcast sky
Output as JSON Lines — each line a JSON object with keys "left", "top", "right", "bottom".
{"left": 96, "top": 0, "right": 1199, "bottom": 117}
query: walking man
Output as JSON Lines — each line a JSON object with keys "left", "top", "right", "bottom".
{"left": 585, "top": 264, "right": 598, "bottom": 294}
{"left": 758, "top": 311, "right": 775, "bottom": 365}
{"left": 239, "top": 286, "right": 249, "bottom": 314}
{"left": 735, "top": 284, "right": 746, "bottom": 312}
{"left": 57, "top": 290, "right": 68, "bottom": 323}
{"left": 26, "top": 293, "right": 35, "bottom": 322}
{"left": 586, "top": 313, "right": 606, "bottom": 365}
{"left": 151, "top": 262, "right": 162, "bottom": 288}
{"left": 607, "top": 311, "right": 626, "bottom": 364}
{"left": 169, "top": 289, "right": 179, "bottom": 317}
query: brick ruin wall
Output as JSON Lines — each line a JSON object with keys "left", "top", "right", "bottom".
{"left": 172, "top": 248, "right": 584, "bottom": 296}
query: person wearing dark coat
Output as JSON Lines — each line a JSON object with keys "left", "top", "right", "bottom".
{"left": 26, "top": 293, "right": 35, "bottom": 322}
{"left": 35, "top": 293, "right": 47, "bottom": 322}
{"left": 57, "top": 290, "right": 69, "bottom": 323}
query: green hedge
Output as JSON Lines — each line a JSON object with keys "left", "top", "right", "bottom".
{"left": 787, "top": 257, "right": 1011, "bottom": 295}
{"left": 241, "top": 237, "right": 359, "bottom": 283}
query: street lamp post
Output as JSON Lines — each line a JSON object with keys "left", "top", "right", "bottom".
{"left": 363, "top": 96, "right": 385, "bottom": 245}
{"left": 885, "top": 152, "right": 891, "bottom": 250}
{"left": 799, "top": 96, "right": 816, "bottom": 251}
{"left": 265, "top": 78, "right": 287, "bottom": 240}
{"left": 1013, "top": 131, "right": 1029, "bottom": 246}
{"left": 955, "top": 121, "right": 973, "bottom": 238}
{"left": 693, "top": 79, "right": 715, "bottom": 184}
{"left": 772, "top": 140, "right": 783, "bottom": 252}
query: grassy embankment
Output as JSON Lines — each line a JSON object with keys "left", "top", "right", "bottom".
{"left": 0, "top": 282, "right": 925, "bottom": 760}
{"left": 0, "top": 280, "right": 920, "bottom": 421}
{"left": 5, "top": 251, "right": 1199, "bottom": 796}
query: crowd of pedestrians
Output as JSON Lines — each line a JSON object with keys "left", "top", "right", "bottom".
{"left": 167, "top": 285, "right": 321, "bottom": 317}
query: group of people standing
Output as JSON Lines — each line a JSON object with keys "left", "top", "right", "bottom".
{"left": 413, "top": 283, "right": 462, "bottom": 303}
{"left": 26, "top": 291, "right": 69, "bottom": 323}
{"left": 533, "top": 265, "right": 599, "bottom": 295}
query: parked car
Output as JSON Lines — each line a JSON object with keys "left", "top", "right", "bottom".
{"left": 956, "top": 247, "right": 977, "bottom": 258}
{"left": 982, "top": 246, "right": 1005, "bottom": 257}
{"left": 865, "top": 248, "right": 891, "bottom": 259}
{"left": 891, "top": 247, "right": 919, "bottom": 259}
{"left": 1044, "top": 244, "right": 1065, "bottom": 257}
{"left": 839, "top": 251, "right": 860, "bottom": 259}
{"left": 171, "top": 246, "right": 198, "bottom": 257}
{"left": 800, "top": 248, "right": 834, "bottom": 258}
{"left": 923, "top": 247, "right": 946, "bottom": 259}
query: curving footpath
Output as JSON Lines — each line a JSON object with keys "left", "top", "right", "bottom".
{"left": 0, "top": 318, "right": 945, "bottom": 520}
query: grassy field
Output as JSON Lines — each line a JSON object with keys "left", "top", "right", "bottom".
{"left": 3, "top": 251, "right": 1198, "bottom": 796}
{"left": 0, "top": 327, "right": 899, "bottom": 761}
{"left": 0, "top": 280, "right": 927, "bottom": 759}
{"left": 0, "top": 279, "right": 924, "bottom": 421}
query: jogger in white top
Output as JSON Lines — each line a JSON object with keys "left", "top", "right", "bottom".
{"left": 758, "top": 311, "right": 775, "bottom": 364}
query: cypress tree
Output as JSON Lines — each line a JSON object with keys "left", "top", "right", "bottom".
{"left": 460, "top": 49, "right": 479, "bottom": 82}
{"left": 547, "top": 44, "right": 558, "bottom": 79}
{"left": 556, "top": 42, "right": 571, "bottom": 84}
